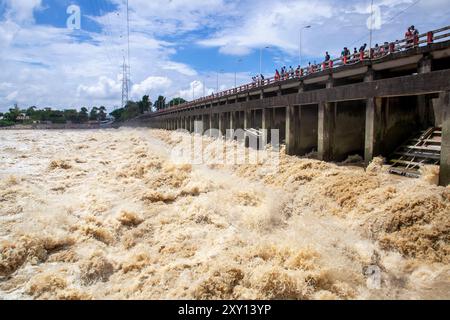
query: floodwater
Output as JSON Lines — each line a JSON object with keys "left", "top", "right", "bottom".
{"left": 0, "top": 128, "right": 448, "bottom": 300}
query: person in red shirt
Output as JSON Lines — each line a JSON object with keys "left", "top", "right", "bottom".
{"left": 274, "top": 69, "right": 280, "bottom": 81}
{"left": 405, "top": 27, "right": 413, "bottom": 48}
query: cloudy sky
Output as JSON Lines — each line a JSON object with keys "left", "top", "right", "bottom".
{"left": 0, "top": 0, "right": 449, "bottom": 112}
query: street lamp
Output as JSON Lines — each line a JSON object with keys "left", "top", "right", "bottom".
{"left": 216, "top": 69, "right": 224, "bottom": 92}
{"left": 203, "top": 75, "right": 210, "bottom": 97}
{"left": 259, "top": 46, "right": 270, "bottom": 76}
{"left": 235, "top": 59, "right": 243, "bottom": 88}
{"left": 299, "top": 25, "right": 311, "bottom": 66}
{"left": 192, "top": 81, "right": 198, "bottom": 100}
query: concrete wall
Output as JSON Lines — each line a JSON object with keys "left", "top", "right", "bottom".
{"left": 286, "top": 104, "right": 318, "bottom": 156}
{"left": 381, "top": 96, "right": 422, "bottom": 156}
{"left": 333, "top": 100, "right": 366, "bottom": 161}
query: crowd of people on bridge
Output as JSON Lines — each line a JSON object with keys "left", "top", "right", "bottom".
{"left": 252, "top": 74, "right": 265, "bottom": 85}
{"left": 270, "top": 25, "right": 421, "bottom": 82}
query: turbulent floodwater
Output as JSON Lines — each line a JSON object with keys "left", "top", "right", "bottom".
{"left": 0, "top": 128, "right": 449, "bottom": 300}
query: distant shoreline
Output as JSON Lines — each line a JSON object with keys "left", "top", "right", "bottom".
{"left": 0, "top": 123, "right": 118, "bottom": 130}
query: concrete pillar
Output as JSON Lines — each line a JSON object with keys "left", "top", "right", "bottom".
{"left": 418, "top": 56, "right": 432, "bottom": 74}
{"left": 298, "top": 82, "right": 304, "bottom": 93}
{"left": 261, "top": 108, "right": 270, "bottom": 146}
{"left": 439, "top": 91, "right": 450, "bottom": 186}
{"left": 226, "top": 112, "right": 234, "bottom": 139}
{"left": 285, "top": 105, "right": 296, "bottom": 155}
{"left": 364, "top": 97, "right": 384, "bottom": 163}
{"left": 230, "top": 112, "right": 235, "bottom": 131}
{"left": 203, "top": 114, "right": 210, "bottom": 134}
{"left": 209, "top": 113, "right": 213, "bottom": 136}
{"left": 364, "top": 68, "right": 375, "bottom": 82}
{"left": 218, "top": 113, "right": 224, "bottom": 137}
{"left": 418, "top": 56, "right": 432, "bottom": 127}
{"left": 326, "top": 75, "right": 334, "bottom": 89}
{"left": 244, "top": 110, "right": 251, "bottom": 129}
{"left": 318, "top": 102, "right": 335, "bottom": 161}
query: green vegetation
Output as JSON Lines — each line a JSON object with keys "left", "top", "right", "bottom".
{"left": 168, "top": 97, "right": 187, "bottom": 107}
{"left": 0, "top": 104, "right": 110, "bottom": 127}
{"left": 110, "top": 95, "right": 154, "bottom": 122}
{"left": 1, "top": 94, "right": 188, "bottom": 126}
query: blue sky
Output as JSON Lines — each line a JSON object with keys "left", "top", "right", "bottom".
{"left": 0, "top": 0, "right": 449, "bottom": 112}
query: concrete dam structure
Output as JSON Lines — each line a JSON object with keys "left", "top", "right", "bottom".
{"left": 136, "top": 26, "right": 450, "bottom": 186}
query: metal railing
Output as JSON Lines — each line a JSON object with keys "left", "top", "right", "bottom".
{"left": 153, "top": 25, "right": 450, "bottom": 115}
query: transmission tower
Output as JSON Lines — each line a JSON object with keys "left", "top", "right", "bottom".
{"left": 121, "top": 57, "right": 130, "bottom": 108}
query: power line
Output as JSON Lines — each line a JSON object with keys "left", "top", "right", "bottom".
{"left": 94, "top": 0, "right": 123, "bottom": 64}
{"left": 348, "top": 0, "right": 422, "bottom": 48}
{"left": 385, "top": 0, "right": 422, "bottom": 25}
{"left": 92, "top": 0, "right": 119, "bottom": 68}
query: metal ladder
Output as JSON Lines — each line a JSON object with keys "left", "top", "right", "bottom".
{"left": 389, "top": 127, "right": 442, "bottom": 178}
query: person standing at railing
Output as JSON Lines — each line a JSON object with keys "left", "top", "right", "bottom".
{"left": 289, "top": 66, "right": 295, "bottom": 78}
{"left": 359, "top": 43, "right": 367, "bottom": 53}
{"left": 374, "top": 44, "right": 380, "bottom": 58}
{"left": 341, "top": 47, "right": 350, "bottom": 64}
{"left": 411, "top": 25, "right": 419, "bottom": 47}
{"left": 324, "top": 52, "right": 331, "bottom": 68}
{"left": 274, "top": 69, "right": 280, "bottom": 81}
{"left": 359, "top": 44, "right": 367, "bottom": 60}
{"left": 405, "top": 27, "right": 414, "bottom": 48}
{"left": 295, "top": 65, "right": 301, "bottom": 77}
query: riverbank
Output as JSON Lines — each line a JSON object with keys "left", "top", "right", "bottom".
{"left": 0, "top": 123, "right": 117, "bottom": 130}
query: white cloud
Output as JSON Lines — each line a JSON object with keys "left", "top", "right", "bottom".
{"left": 77, "top": 76, "right": 122, "bottom": 100}
{"left": 0, "top": 0, "right": 448, "bottom": 112}
{"left": 3, "top": 0, "right": 42, "bottom": 23}
{"left": 178, "top": 80, "right": 215, "bottom": 101}
{"left": 161, "top": 62, "right": 198, "bottom": 77}
{"left": 131, "top": 76, "right": 172, "bottom": 99}
{"left": 199, "top": 0, "right": 334, "bottom": 56}
{"left": 6, "top": 91, "right": 18, "bottom": 102}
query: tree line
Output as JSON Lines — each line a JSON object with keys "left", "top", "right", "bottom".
{"left": 0, "top": 104, "right": 108, "bottom": 127}
{"left": 111, "top": 95, "right": 186, "bottom": 122}
{"left": 0, "top": 95, "right": 187, "bottom": 127}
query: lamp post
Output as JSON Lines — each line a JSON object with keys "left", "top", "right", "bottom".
{"left": 203, "top": 75, "right": 210, "bottom": 97}
{"left": 259, "top": 46, "right": 270, "bottom": 76}
{"left": 216, "top": 69, "right": 224, "bottom": 92}
{"left": 299, "top": 25, "right": 311, "bottom": 66}
{"left": 235, "top": 58, "right": 243, "bottom": 89}
{"left": 192, "top": 82, "right": 195, "bottom": 101}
